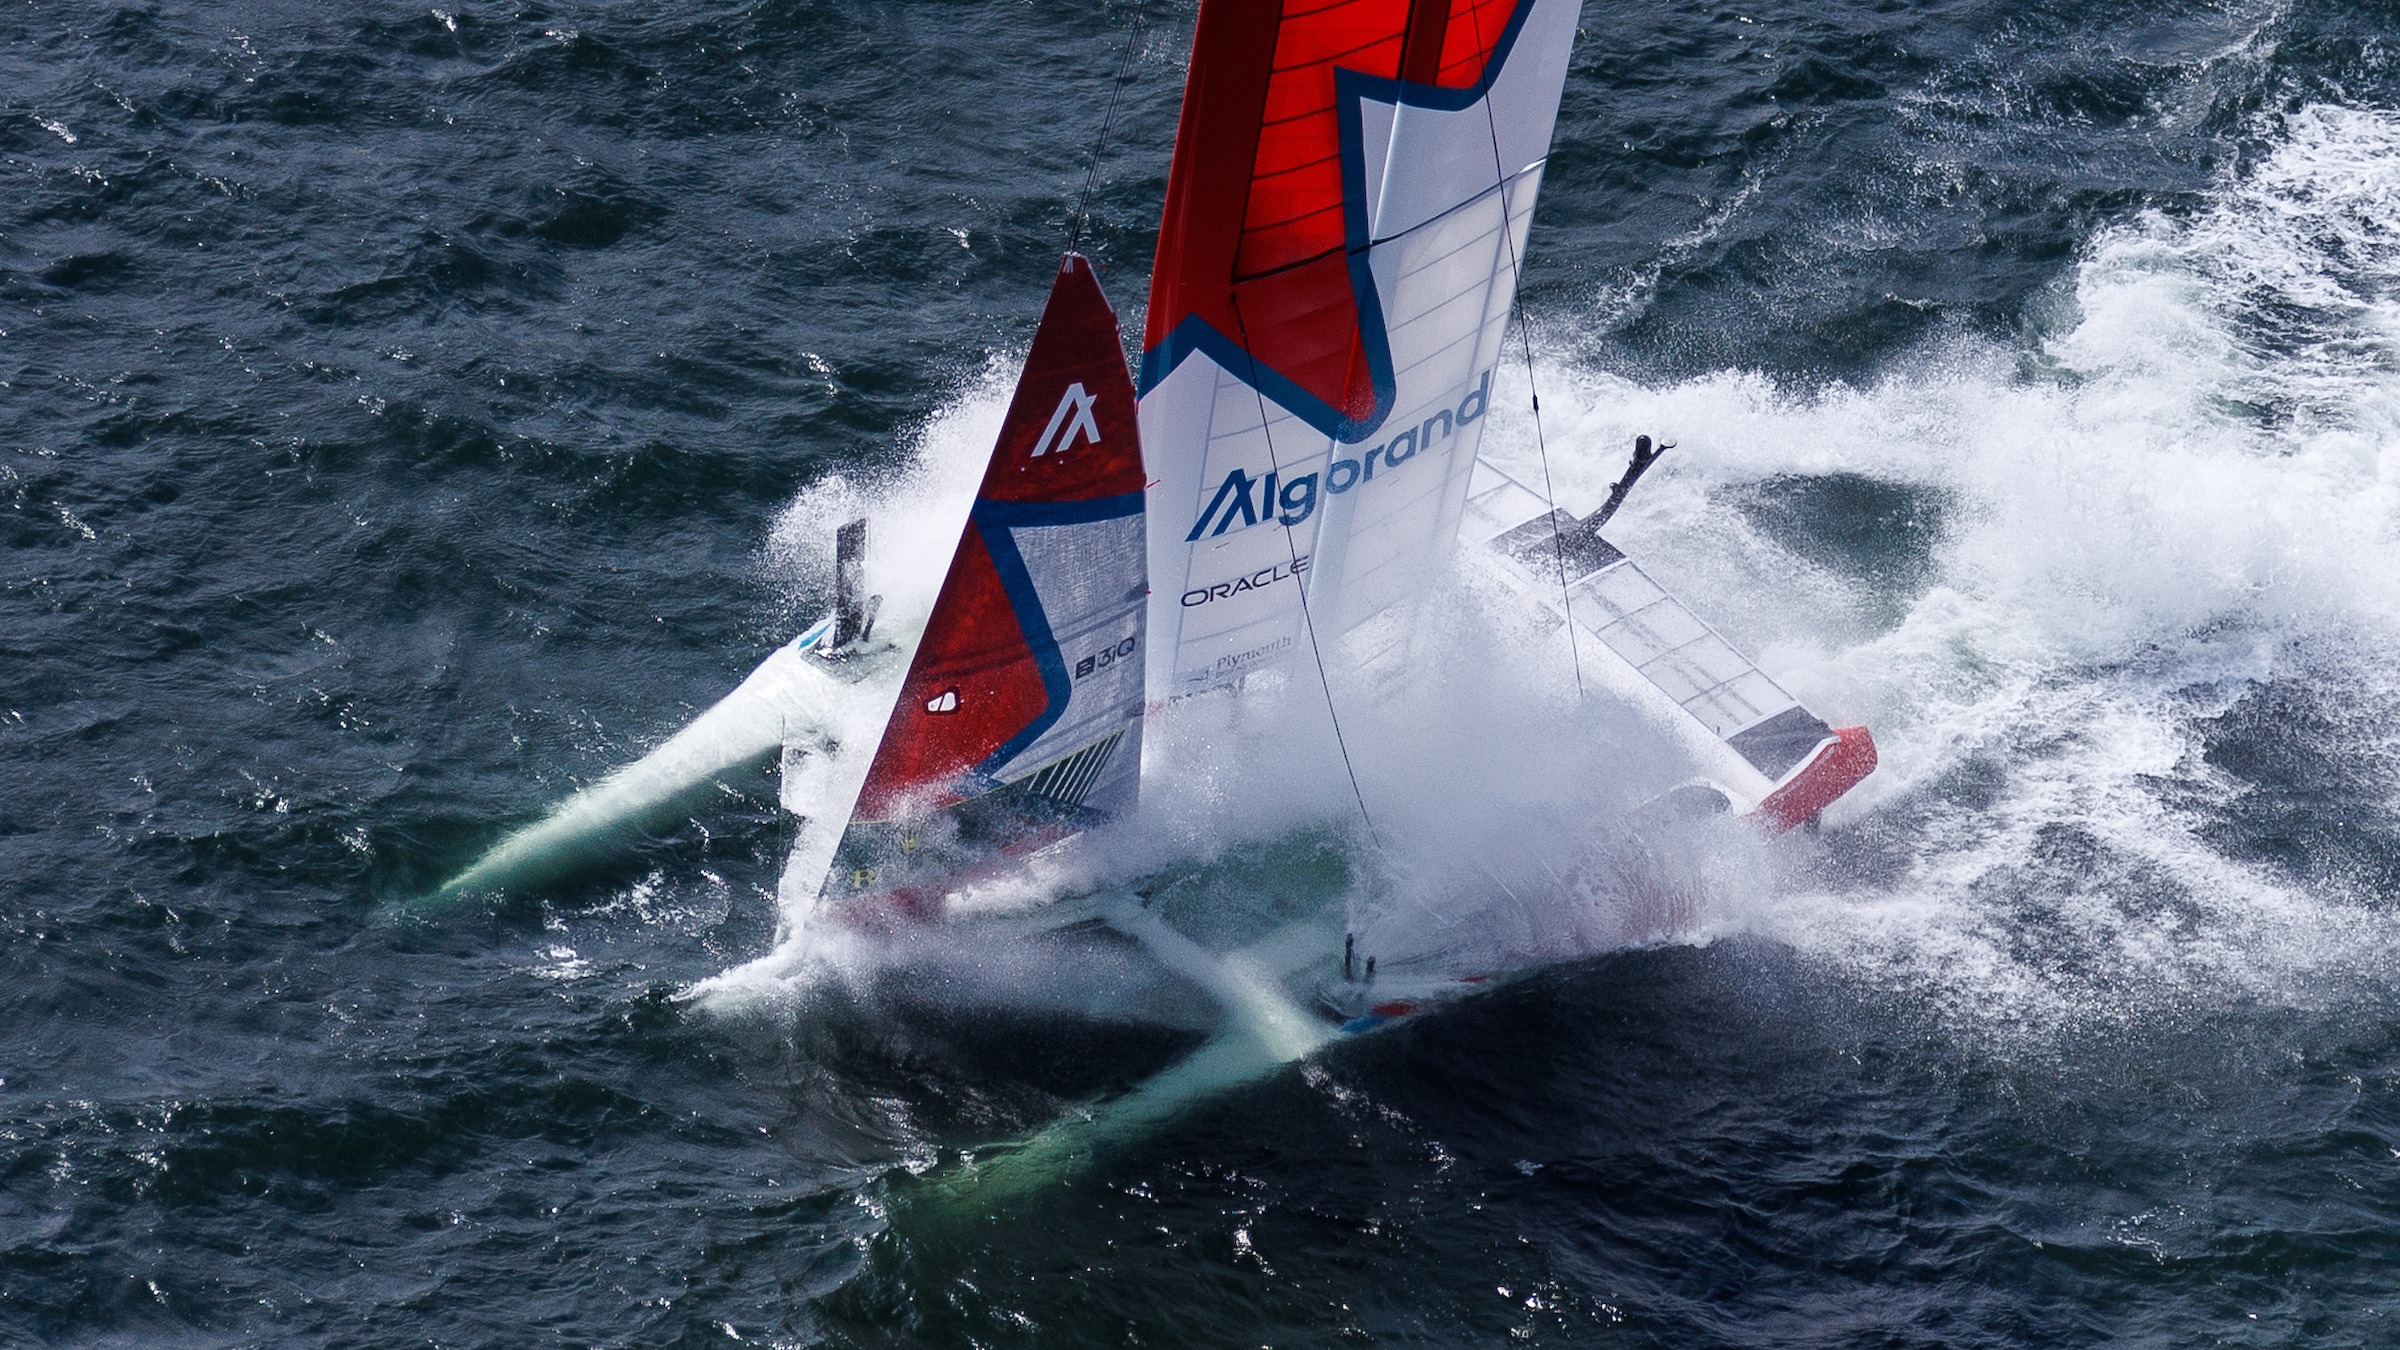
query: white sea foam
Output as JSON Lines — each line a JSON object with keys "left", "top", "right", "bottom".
{"left": 1466, "top": 102, "right": 2400, "bottom": 1037}
{"left": 760, "top": 359, "right": 1012, "bottom": 638}
{"left": 712, "top": 104, "right": 2400, "bottom": 1039}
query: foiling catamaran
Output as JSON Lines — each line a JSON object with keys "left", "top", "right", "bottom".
{"left": 437, "top": 0, "right": 1874, "bottom": 1159}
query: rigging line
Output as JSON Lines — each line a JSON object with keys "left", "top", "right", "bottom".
{"left": 1226, "top": 293, "right": 1386, "bottom": 856}
{"left": 1460, "top": 0, "right": 1586, "bottom": 701}
{"left": 1067, "top": 0, "right": 1148, "bottom": 256}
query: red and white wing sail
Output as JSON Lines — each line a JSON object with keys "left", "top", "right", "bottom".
{"left": 1138, "top": 0, "right": 1581, "bottom": 697}
{"left": 824, "top": 255, "right": 1147, "bottom": 914}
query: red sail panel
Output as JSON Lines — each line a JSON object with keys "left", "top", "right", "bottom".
{"left": 1436, "top": 0, "right": 1514, "bottom": 81}
{"left": 852, "top": 527, "right": 1048, "bottom": 820}
{"left": 1238, "top": 4, "right": 1408, "bottom": 278}
{"left": 1143, "top": 0, "right": 1520, "bottom": 421}
{"left": 979, "top": 255, "right": 1146, "bottom": 505}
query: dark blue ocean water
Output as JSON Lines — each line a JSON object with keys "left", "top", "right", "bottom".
{"left": 10, "top": 0, "right": 2400, "bottom": 1344}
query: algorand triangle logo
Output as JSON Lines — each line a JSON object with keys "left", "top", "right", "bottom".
{"left": 1031, "top": 382, "right": 1103, "bottom": 458}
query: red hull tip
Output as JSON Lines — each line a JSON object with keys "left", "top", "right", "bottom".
{"left": 1751, "top": 725, "right": 1878, "bottom": 833}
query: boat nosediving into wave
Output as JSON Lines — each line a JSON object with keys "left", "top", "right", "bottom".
{"left": 428, "top": 0, "right": 1877, "bottom": 1187}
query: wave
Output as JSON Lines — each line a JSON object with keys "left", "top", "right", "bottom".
{"left": 1474, "top": 100, "right": 2400, "bottom": 1040}
{"left": 709, "top": 102, "right": 2400, "bottom": 1045}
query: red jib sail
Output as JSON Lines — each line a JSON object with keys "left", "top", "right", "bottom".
{"left": 825, "top": 254, "right": 1147, "bottom": 917}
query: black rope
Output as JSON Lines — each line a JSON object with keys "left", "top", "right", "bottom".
{"left": 1228, "top": 294, "right": 1386, "bottom": 855}
{"left": 1462, "top": 0, "right": 1585, "bottom": 700}
{"left": 1067, "top": 0, "right": 1148, "bottom": 255}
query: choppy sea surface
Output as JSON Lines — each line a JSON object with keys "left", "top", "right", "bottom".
{"left": 10, "top": 0, "right": 2400, "bottom": 1344}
